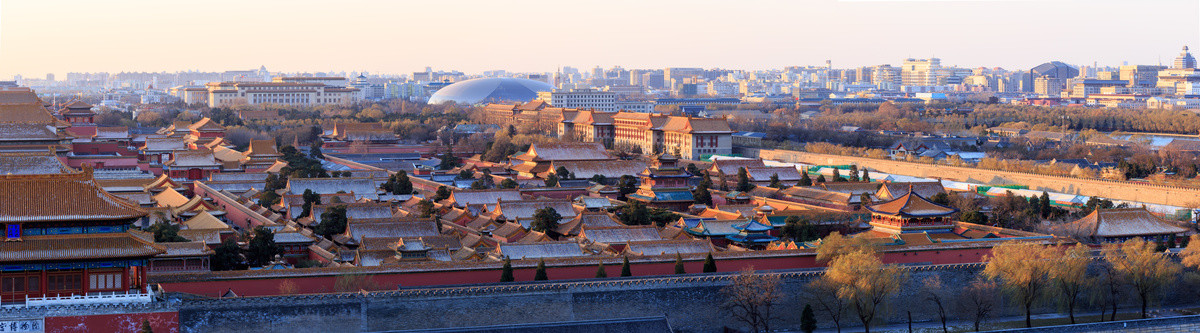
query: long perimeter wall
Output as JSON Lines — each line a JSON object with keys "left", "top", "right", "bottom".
{"left": 750, "top": 148, "right": 1200, "bottom": 207}
{"left": 11, "top": 263, "right": 1200, "bottom": 332}
{"left": 151, "top": 245, "right": 996, "bottom": 298}
{"left": 177, "top": 265, "right": 988, "bottom": 333}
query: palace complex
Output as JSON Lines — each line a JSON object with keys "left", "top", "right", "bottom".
{"left": 0, "top": 85, "right": 1138, "bottom": 314}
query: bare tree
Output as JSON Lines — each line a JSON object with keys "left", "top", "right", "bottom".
{"left": 1094, "top": 261, "right": 1125, "bottom": 321}
{"left": 808, "top": 276, "right": 848, "bottom": 333}
{"left": 920, "top": 275, "right": 949, "bottom": 332}
{"left": 721, "top": 267, "right": 782, "bottom": 332}
{"left": 956, "top": 278, "right": 998, "bottom": 332}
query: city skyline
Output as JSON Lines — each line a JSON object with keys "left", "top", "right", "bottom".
{"left": 2, "top": 0, "right": 1199, "bottom": 79}
{"left": 9, "top": 1, "right": 1200, "bottom": 331}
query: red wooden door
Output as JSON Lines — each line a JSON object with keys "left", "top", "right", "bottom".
{"left": 0, "top": 272, "right": 41, "bottom": 303}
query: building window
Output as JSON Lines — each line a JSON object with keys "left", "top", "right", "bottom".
{"left": 5, "top": 224, "right": 20, "bottom": 240}
{"left": 89, "top": 272, "right": 122, "bottom": 291}
{"left": 1, "top": 276, "right": 36, "bottom": 293}
{"left": 47, "top": 274, "right": 82, "bottom": 291}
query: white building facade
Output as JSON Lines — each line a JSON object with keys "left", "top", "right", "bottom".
{"left": 538, "top": 89, "right": 618, "bottom": 112}
{"left": 202, "top": 81, "right": 360, "bottom": 107}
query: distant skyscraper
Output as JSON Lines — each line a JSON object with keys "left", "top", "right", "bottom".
{"left": 1034, "top": 76, "right": 1065, "bottom": 97}
{"left": 663, "top": 68, "right": 703, "bottom": 84}
{"left": 642, "top": 72, "right": 665, "bottom": 90}
{"left": 1156, "top": 47, "right": 1200, "bottom": 95}
{"left": 871, "top": 65, "right": 901, "bottom": 89}
{"left": 901, "top": 58, "right": 941, "bottom": 87}
{"left": 628, "top": 69, "right": 644, "bottom": 86}
{"left": 1174, "top": 46, "right": 1196, "bottom": 69}
{"left": 1119, "top": 65, "right": 1166, "bottom": 87}
{"left": 855, "top": 67, "right": 873, "bottom": 84}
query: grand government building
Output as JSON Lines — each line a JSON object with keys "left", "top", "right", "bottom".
{"left": 188, "top": 77, "right": 361, "bottom": 108}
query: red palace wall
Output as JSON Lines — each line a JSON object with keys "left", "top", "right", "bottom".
{"left": 70, "top": 142, "right": 136, "bottom": 156}
{"left": 192, "top": 131, "right": 224, "bottom": 138}
{"left": 153, "top": 246, "right": 993, "bottom": 298}
{"left": 193, "top": 182, "right": 272, "bottom": 230}
{"left": 64, "top": 156, "right": 141, "bottom": 170}
{"left": 519, "top": 188, "right": 588, "bottom": 200}
{"left": 45, "top": 311, "right": 178, "bottom": 333}
{"left": 321, "top": 145, "right": 477, "bottom": 158}
{"left": 408, "top": 176, "right": 445, "bottom": 193}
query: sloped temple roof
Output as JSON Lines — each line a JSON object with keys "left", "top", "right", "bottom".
{"left": 866, "top": 187, "right": 957, "bottom": 218}
{"left": 1058, "top": 208, "right": 1188, "bottom": 238}
{"left": 0, "top": 168, "right": 146, "bottom": 223}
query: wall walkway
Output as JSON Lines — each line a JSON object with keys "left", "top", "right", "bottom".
{"left": 750, "top": 148, "right": 1200, "bottom": 207}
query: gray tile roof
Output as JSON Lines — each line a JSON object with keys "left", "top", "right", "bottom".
{"left": 552, "top": 160, "right": 648, "bottom": 179}
{"left": 491, "top": 200, "right": 578, "bottom": 229}
{"left": 450, "top": 189, "right": 523, "bottom": 209}
{"left": 345, "top": 221, "right": 440, "bottom": 241}
{"left": 312, "top": 202, "right": 393, "bottom": 220}
{"left": 525, "top": 143, "right": 612, "bottom": 161}
{"left": 496, "top": 241, "right": 588, "bottom": 260}
{"left": 624, "top": 240, "right": 714, "bottom": 256}
{"left": 286, "top": 177, "right": 379, "bottom": 200}
{"left": 0, "top": 152, "right": 71, "bottom": 175}
{"left": 581, "top": 226, "right": 664, "bottom": 245}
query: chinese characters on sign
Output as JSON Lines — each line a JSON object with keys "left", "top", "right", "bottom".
{"left": 0, "top": 319, "right": 42, "bottom": 332}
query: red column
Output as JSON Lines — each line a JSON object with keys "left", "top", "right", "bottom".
{"left": 40, "top": 270, "right": 47, "bottom": 298}
{"left": 81, "top": 268, "right": 89, "bottom": 295}
{"left": 122, "top": 266, "right": 130, "bottom": 292}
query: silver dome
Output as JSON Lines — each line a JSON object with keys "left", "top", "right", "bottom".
{"left": 428, "top": 77, "right": 554, "bottom": 105}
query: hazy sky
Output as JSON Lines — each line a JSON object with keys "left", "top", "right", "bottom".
{"left": 2, "top": 0, "right": 1198, "bottom": 79}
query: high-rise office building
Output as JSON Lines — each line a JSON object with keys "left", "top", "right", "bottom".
{"left": 1157, "top": 47, "right": 1200, "bottom": 95}
{"left": 628, "top": 69, "right": 645, "bottom": 86}
{"left": 1120, "top": 65, "right": 1166, "bottom": 87}
{"left": 901, "top": 58, "right": 941, "bottom": 87}
{"left": 855, "top": 67, "right": 873, "bottom": 84}
{"left": 642, "top": 72, "right": 665, "bottom": 90}
{"left": 1034, "top": 76, "right": 1066, "bottom": 97}
{"left": 1174, "top": 46, "right": 1196, "bottom": 69}
{"left": 872, "top": 65, "right": 901, "bottom": 89}
{"left": 664, "top": 68, "right": 704, "bottom": 85}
